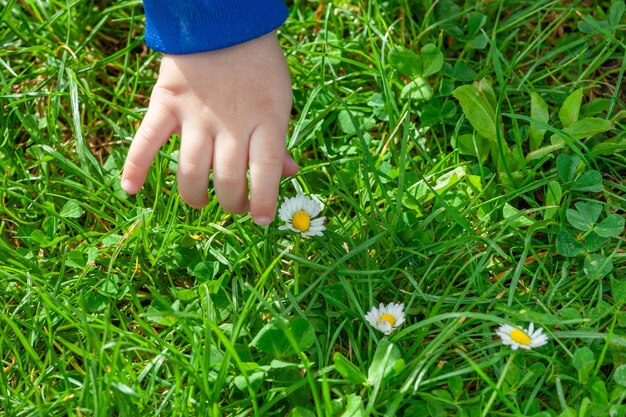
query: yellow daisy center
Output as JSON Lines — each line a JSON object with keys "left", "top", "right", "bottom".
{"left": 378, "top": 313, "right": 396, "bottom": 327}
{"left": 292, "top": 210, "right": 311, "bottom": 232}
{"left": 510, "top": 329, "right": 531, "bottom": 345}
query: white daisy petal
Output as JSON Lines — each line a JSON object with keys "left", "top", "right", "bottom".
{"left": 364, "top": 302, "right": 406, "bottom": 335}
{"left": 496, "top": 323, "right": 549, "bottom": 350}
{"left": 277, "top": 194, "right": 326, "bottom": 237}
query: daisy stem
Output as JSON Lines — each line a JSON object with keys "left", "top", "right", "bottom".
{"left": 293, "top": 235, "right": 301, "bottom": 295}
{"left": 482, "top": 353, "right": 515, "bottom": 417}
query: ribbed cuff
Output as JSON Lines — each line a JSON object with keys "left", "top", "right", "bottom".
{"left": 143, "top": 0, "right": 288, "bottom": 54}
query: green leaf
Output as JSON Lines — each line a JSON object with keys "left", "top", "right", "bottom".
{"left": 233, "top": 370, "right": 265, "bottom": 392}
{"left": 610, "top": 1, "right": 625, "bottom": 27}
{"left": 566, "top": 201, "right": 602, "bottom": 231}
{"left": 583, "top": 254, "right": 613, "bottom": 279}
{"left": 287, "top": 317, "right": 315, "bottom": 351}
{"left": 573, "top": 170, "right": 603, "bottom": 192}
{"left": 576, "top": 201, "right": 602, "bottom": 224}
{"left": 595, "top": 214, "right": 624, "bottom": 237}
{"left": 333, "top": 352, "right": 367, "bottom": 385}
{"left": 525, "top": 143, "right": 564, "bottom": 162}
{"left": 337, "top": 110, "right": 375, "bottom": 135}
{"left": 558, "top": 407, "right": 578, "bottom": 417}
{"left": 477, "top": 78, "right": 497, "bottom": 110}
{"left": 337, "top": 110, "right": 353, "bottom": 134}
{"left": 66, "top": 250, "right": 86, "bottom": 269}
{"left": 249, "top": 317, "right": 315, "bottom": 357}
{"left": 432, "top": 389, "right": 454, "bottom": 403}
{"left": 146, "top": 298, "right": 178, "bottom": 326}
{"left": 561, "top": 117, "right": 612, "bottom": 139}
{"left": 59, "top": 200, "right": 84, "bottom": 218}
{"left": 454, "top": 133, "right": 490, "bottom": 161}
{"left": 401, "top": 77, "right": 433, "bottom": 101}
{"left": 289, "top": 407, "right": 316, "bottom": 417}
{"left": 582, "top": 97, "right": 612, "bottom": 116}
{"left": 368, "top": 92, "right": 389, "bottom": 121}
{"left": 407, "top": 166, "right": 470, "bottom": 205}
{"left": 193, "top": 262, "right": 216, "bottom": 281}
{"left": 102, "top": 233, "right": 123, "bottom": 247}
{"left": 470, "top": 32, "right": 489, "bottom": 49}
{"left": 448, "top": 375, "right": 464, "bottom": 400}
{"left": 451, "top": 61, "right": 477, "bottom": 82}
{"left": 340, "top": 394, "right": 366, "bottom": 417}
{"left": 614, "top": 364, "right": 626, "bottom": 387}
{"left": 578, "top": 15, "right": 611, "bottom": 34}
{"left": 577, "top": 201, "right": 602, "bottom": 224}
{"left": 388, "top": 46, "right": 422, "bottom": 77}
{"left": 87, "top": 247, "right": 98, "bottom": 264}
{"left": 405, "top": 401, "right": 429, "bottom": 416}
{"left": 585, "top": 232, "right": 606, "bottom": 252}
{"left": 263, "top": 360, "right": 295, "bottom": 370}
{"left": 558, "top": 89, "right": 583, "bottom": 128}
{"left": 590, "top": 378, "right": 608, "bottom": 406}
{"left": 573, "top": 347, "right": 595, "bottom": 385}
{"left": 172, "top": 288, "right": 197, "bottom": 301}
{"left": 589, "top": 300, "right": 612, "bottom": 323}
{"left": 249, "top": 319, "right": 291, "bottom": 356}
{"left": 566, "top": 209, "right": 591, "bottom": 232}
{"left": 421, "top": 43, "right": 444, "bottom": 77}
{"left": 367, "top": 340, "right": 402, "bottom": 384}
{"left": 556, "top": 231, "right": 584, "bottom": 257}
{"left": 557, "top": 154, "right": 581, "bottom": 183}
{"left": 544, "top": 181, "right": 561, "bottom": 220}
{"left": 467, "top": 12, "right": 487, "bottom": 35}
{"left": 427, "top": 397, "right": 446, "bottom": 417}
{"left": 592, "top": 136, "right": 626, "bottom": 156}
{"left": 421, "top": 99, "right": 457, "bottom": 125}
{"left": 611, "top": 279, "right": 626, "bottom": 304}
{"left": 503, "top": 203, "right": 534, "bottom": 227}
{"left": 530, "top": 93, "right": 549, "bottom": 151}
{"left": 453, "top": 81, "right": 499, "bottom": 142}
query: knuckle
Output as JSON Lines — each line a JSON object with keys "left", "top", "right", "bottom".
{"left": 254, "top": 150, "right": 284, "bottom": 168}
{"left": 215, "top": 172, "right": 245, "bottom": 190}
{"left": 123, "top": 157, "right": 147, "bottom": 175}
{"left": 177, "top": 162, "right": 207, "bottom": 181}
{"left": 256, "top": 92, "right": 292, "bottom": 114}
{"left": 219, "top": 199, "right": 247, "bottom": 215}
{"left": 136, "top": 121, "right": 161, "bottom": 143}
{"left": 152, "top": 83, "right": 186, "bottom": 100}
{"left": 179, "top": 190, "right": 209, "bottom": 209}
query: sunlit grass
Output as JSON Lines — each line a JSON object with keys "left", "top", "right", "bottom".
{"left": 1, "top": 0, "right": 625, "bottom": 416}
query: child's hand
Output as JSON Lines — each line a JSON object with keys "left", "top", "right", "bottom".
{"left": 121, "top": 33, "right": 297, "bottom": 225}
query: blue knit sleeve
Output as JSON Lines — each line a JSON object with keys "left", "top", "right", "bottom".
{"left": 143, "top": 0, "right": 288, "bottom": 54}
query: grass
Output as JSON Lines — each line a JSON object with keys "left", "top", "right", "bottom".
{"left": 1, "top": 0, "right": 626, "bottom": 416}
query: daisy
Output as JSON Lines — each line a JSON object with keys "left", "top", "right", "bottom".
{"left": 364, "top": 302, "right": 405, "bottom": 335}
{"left": 278, "top": 194, "right": 325, "bottom": 237}
{"left": 496, "top": 322, "right": 548, "bottom": 350}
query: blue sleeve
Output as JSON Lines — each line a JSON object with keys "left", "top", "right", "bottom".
{"left": 143, "top": 0, "right": 288, "bottom": 54}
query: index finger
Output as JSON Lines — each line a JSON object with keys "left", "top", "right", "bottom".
{"left": 122, "top": 102, "right": 178, "bottom": 194}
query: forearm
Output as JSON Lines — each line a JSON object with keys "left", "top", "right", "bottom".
{"left": 142, "top": 0, "right": 289, "bottom": 54}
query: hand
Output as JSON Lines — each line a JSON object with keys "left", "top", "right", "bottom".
{"left": 121, "top": 33, "right": 297, "bottom": 225}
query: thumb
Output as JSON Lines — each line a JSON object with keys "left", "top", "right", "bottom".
{"left": 281, "top": 152, "right": 299, "bottom": 177}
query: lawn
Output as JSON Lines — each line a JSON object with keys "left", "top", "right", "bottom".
{"left": 1, "top": 0, "right": 626, "bottom": 416}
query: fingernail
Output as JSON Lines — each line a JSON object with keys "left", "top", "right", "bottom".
{"left": 254, "top": 216, "right": 273, "bottom": 226}
{"left": 121, "top": 179, "right": 137, "bottom": 193}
